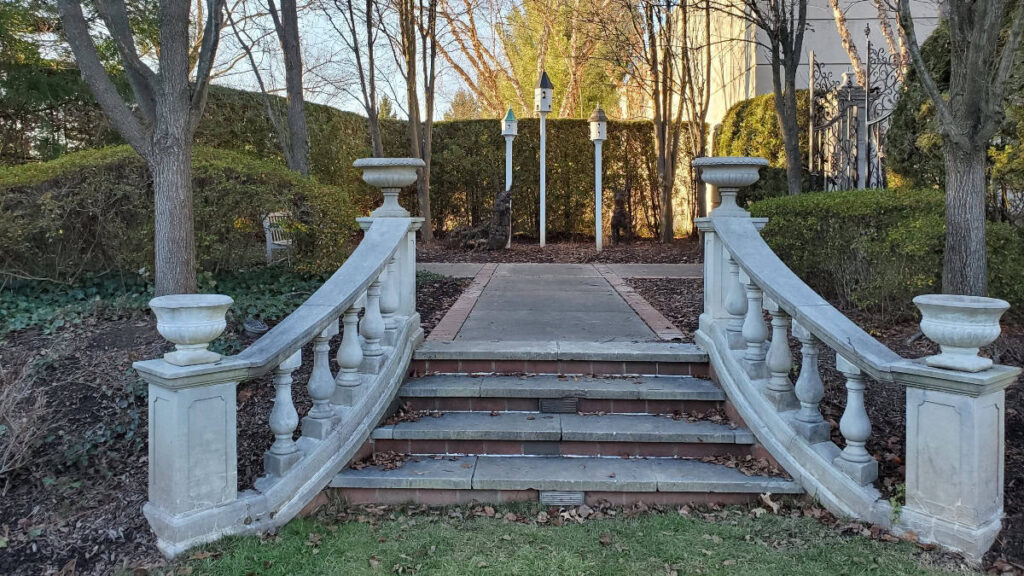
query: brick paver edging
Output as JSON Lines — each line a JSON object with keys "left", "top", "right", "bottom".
{"left": 593, "top": 263, "right": 686, "bottom": 341}
{"left": 426, "top": 263, "right": 499, "bottom": 341}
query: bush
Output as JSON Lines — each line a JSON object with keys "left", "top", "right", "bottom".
{"left": 713, "top": 91, "right": 810, "bottom": 202}
{"left": 750, "top": 188, "right": 1024, "bottom": 318}
{"left": 0, "top": 145, "right": 360, "bottom": 283}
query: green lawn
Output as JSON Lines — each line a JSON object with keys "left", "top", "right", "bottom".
{"left": 180, "top": 505, "right": 966, "bottom": 576}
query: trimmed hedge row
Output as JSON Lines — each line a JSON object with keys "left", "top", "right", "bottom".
{"left": 713, "top": 91, "right": 810, "bottom": 202}
{"left": 0, "top": 145, "right": 360, "bottom": 283}
{"left": 197, "top": 87, "right": 671, "bottom": 239}
{"left": 750, "top": 188, "right": 1024, "bottom": 318}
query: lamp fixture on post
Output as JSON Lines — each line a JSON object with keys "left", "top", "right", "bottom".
{"left": 589, "top": 104, "right": 607, "bottom": 252}
{"left": 501, "top": 107, "right": 518, "bottom": 249}
{"left": 534, "top": 70, "right": 554, "bottom": 247}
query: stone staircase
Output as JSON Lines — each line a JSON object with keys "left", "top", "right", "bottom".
{"left": 330, "top": 345, "right": 802, "bottom": 507}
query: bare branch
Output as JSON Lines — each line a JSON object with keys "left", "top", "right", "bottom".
{"left": 55, "top": 0, "right": 149, "bottom": 153}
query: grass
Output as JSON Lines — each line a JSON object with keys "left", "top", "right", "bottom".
{"left": 179, "top": 505, "right": 965, "bottom": 576}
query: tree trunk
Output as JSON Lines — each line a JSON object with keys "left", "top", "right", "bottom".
{"left": 149, "top": 141, "right": 197, "bottom": 295}
{"left": 279, "top": 0, "right": 310, "bottom": 176}
{"left": 771, "top": 61, "right": 803, "bottom": 195}
{"left": 942, "top": 143, "right": 988, "bottom": 295}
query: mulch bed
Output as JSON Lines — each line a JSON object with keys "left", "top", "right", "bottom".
{"left": 0, "top": 277, "right": 470, "bottom": 576}
{"left": 418, "top": 238, "right": 703, "bottom": 264}
{"left": 634, "top": 277, "right": 1024, "bottom": 573}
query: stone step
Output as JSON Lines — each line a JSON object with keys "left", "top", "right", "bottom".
{"left": 373, "top": 412, "right": 751, "bottom": 443}
{"left": 370, "top": 412, "right": 755, "bottom": 458}
{"left": 400, "top": 374, "right": 725, "bottom": 415}
{"left": 409, "top": 340, "right": 709, "bottom": 377}
{"left": 330, "top": 455, "right": 802, "bottom": 506}
{"left": 400, "top": 374, "right": 725, "bottom": 401}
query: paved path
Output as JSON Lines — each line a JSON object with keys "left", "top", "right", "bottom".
{"left": 418, "top": 262, "right": 702, "bottom": 279}
{"left": 428, "top": 263, "right": 685, "bottom": 343}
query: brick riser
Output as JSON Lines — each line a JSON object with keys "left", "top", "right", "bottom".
{"left": 334, "top": 488, "right": 764, "bottom": 507}
{"left": 409, "top": 359, "right": 709, "bottom": 378}
{"left": 403, "top": 397, "right": 724, "bottom": 414}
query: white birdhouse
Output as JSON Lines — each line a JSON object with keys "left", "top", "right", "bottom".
{"left": 589, "top": 105, "right": 608, "bottom": 141}
{"left": 501, "top": 108, "right": 518, "bottom": 137}
{"left": 534, "top": 71, "right": 554, "bottom": 114}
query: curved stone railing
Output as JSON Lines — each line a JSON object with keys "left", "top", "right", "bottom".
{"left": 693, "top": 157, "right": 1020, "bottom": 561}
{"left": 134, "top": 159, "right": 425, "bottom": 557}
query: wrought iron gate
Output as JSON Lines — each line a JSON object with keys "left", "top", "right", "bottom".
{"left": 808, "top": 26, "right": 903, "bottom": 191}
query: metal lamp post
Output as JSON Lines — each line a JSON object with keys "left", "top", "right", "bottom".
{"left": 589, "top": 105, "right": 607, "bottom": 252}
{"left": 534, "top": 70, "right": 554, "bottom": 247}
{"left": 501, "top": 107, "right": 518, "bottom": 249}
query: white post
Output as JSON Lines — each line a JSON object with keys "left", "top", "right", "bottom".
{"left": 505, "top": 135, "right": 514, "bottom": 249}
{"left": 594, "top": 139, "right": 603, "bottom": 252}
{"left": 539, "top": 110, "right": 547, "bottom": 247}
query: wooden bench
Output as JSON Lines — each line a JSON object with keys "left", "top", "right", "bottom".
{"left": 263, "top": 211, "right": 292, "bottom": 264}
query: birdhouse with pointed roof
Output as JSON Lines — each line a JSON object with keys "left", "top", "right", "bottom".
{"left": 534, "top": 71, "right": 554, "bottom": 114}
{"left": 501, "top": 108, "right": 518, "bottom": 137}
{"left": 589, "top": 105, "right": 608, "bottom": 141}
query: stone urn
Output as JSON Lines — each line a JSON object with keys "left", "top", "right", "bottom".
{"left": 912, "top": 294, "right": 1010, "bottom": 372}
{"left": 354, "top": 157, "right": 425, "bottom": 217}
{"left": 150, "top": 294, "right": 234, "bottom": 366}
{"left": 692, "top": 156, "right": 769, "bottom": 216}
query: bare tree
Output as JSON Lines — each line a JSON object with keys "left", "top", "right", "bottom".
{"left": 322, "top": 0, "right": 386, "bottom": 156}
{"left": 435, "top": 0, "right": 529, "bottom": 115}
{"left": 870, "top": 0, "right": 907, "bottom": 81}
{"left": 57, "top": 0, "right": 226, "bottom": 294}
{"left": 897, "top": 0, "right": 1024, "bottom": 295}
{"left": 679, "top": 0, "right": 713, "bottom": 219}
{"left": 827, "top": 0, "right": 864, "bottom": 85}
{"left": 599, "top": 0, "right": 687, "bottom": 241}
{"left": 387, "top": 0, "right": 436, "bottom": 238}
{"left": 737, "top": 0, "right": 809, "bottom": 196}
{"left": 267, "top": 0, "right": 310, "bottom": 175}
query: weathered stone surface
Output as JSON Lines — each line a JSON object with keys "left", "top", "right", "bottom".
{"left": 651, "top": 458, "right": 802, "bottom": 493}
{"left": 415, "top": 341, "right": 708, "bottom": 363}
{"left": 400, "top": 374, "right": 724, "bottom": 401}
{"left": 560, "top": 414, "right": 752, "bottom": 444}
{"left": 373, "top": 412, "right": 561, "bottom": 441}
{"left": 472, "top": 456, "right": 658, "bottom": 492}
{"left": 331, "top": 456, "right": 476, "bottom": 490}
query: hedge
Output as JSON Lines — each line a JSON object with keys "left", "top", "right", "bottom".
{"left": 713, "top": 91, "right": 810, "bottom": 202}
{"left": 197, "top": 86, "right": 672, "bottom": 239}
{"left": 750, "top": 188, "right": 1024, "bottom": 318}
{"left": 0, "top": 145, "right": 360, "bottom": 283}
{"left": 4, "top": 81, "right": 677, "bottom": 239}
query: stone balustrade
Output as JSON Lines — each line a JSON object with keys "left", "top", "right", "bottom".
{"left": 693, "top": 156, "right": 1020, "bottom": 562}
{"left": 134, "top": 158, "right": 425, "bottom": 558}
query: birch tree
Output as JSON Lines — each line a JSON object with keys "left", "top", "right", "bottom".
{"left": 56, "top": 0, "right": 225, "bottom": 294}
{"left": 897, "top": 0, "right": 1024, "bottom": 295}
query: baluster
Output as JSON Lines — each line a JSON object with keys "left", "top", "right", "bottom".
{"left": 724, "top": 254, "right": 747, "bottom": 349}
{"left": 303, "top": 321, "right": 339, "bottom": 439}
{"left": 360, "top": 278, "right": 385, "bottom": 357}
{"left": 334, "top": 305, "right": 363, "bottom": 406}
{"left": 265, "top": 350, "right": 302, "bottom": 476}
{"left": 380, "top": 257, "right": 399, "bottom": 331}
{"left": 791, "top": 320, "right": 830, "bottom": 443}
{"left": 763, "top": 299, "right": 799, "bottom": 410}
{"left": 741, "top": 279, "right": 768, "bottom": 377}
{"left": 834, "top": 354, "right": 878, "bottom": 485}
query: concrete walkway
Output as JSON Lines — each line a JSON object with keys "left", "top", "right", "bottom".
{"left": 419, "top": 262, "right": 702, "bottom": 279}
{"left": 428, "top": 263, "right": 686, "bottom": 343}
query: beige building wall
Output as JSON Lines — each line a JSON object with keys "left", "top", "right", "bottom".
{"left": 706, "top": 0, "right": 942, "bottom": 144}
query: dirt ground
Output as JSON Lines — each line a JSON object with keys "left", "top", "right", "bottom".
{"left": 630, "top": 277, "right": 1024, "bottom": 574}
{"left": 0, "top": 275, "right": 469, "bottom": 576}
{"left": 418, "top": 238, "right": 703, "bottom": 264}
